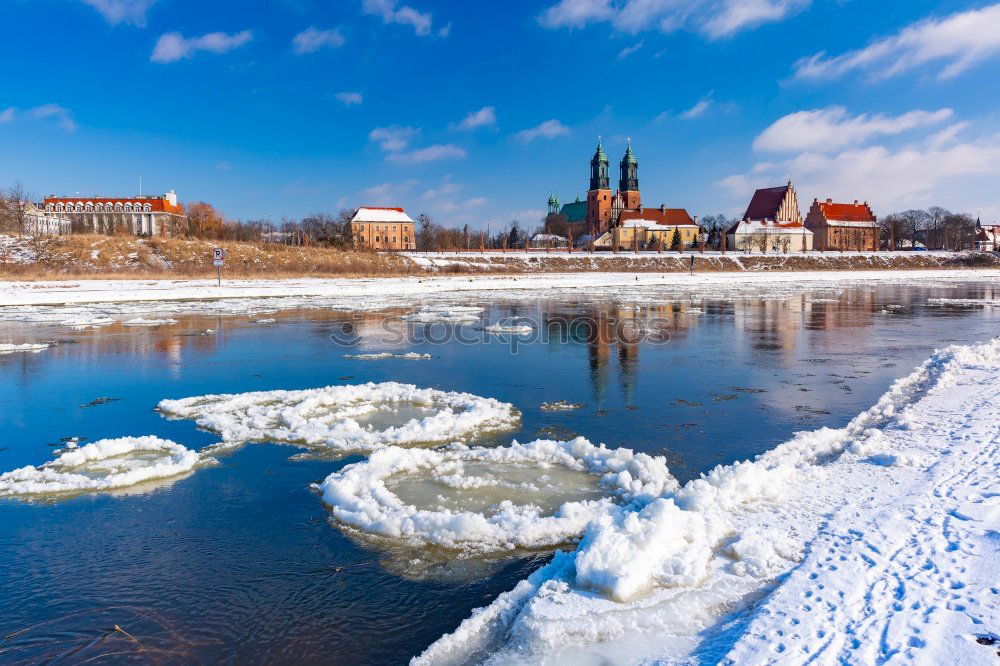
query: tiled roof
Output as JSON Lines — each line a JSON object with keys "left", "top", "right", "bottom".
{"left": 818, "top": 200, "right": 875, "bottom": 223}
{"left": 743, "top": 185, "right": 789, "bottom": 221}
{"left": 619, "top": 207, "right": 695, "bottom": 226}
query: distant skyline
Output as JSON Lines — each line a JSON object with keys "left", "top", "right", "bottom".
{"left": 3, "top": 0, "right": 1000, "bottom": 228}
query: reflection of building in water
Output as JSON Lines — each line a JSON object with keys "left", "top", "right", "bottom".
{"left": 536, "top": 300, "right": 699, "bottom": 404}
{"left": 733, "top": 295, "right": 807, "bottom": 358}
{"left": 806, "top": 288, "right": 876, "bottom": 333}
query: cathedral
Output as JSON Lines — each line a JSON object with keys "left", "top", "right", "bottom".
{"left": 546, "top": 140, "right": 695, "bottom": 242}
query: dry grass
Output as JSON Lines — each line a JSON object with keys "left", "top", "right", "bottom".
{"left": 0, "top": 234, "right": 420, "bottom": 280}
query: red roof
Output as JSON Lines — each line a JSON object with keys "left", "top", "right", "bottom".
{"left": 619, "top": 207, "right": 695, "bottom": 226}
{"left": 44, "top": 195, "right": 183, "bottom": 214}
{"left": 816, "top": 200, "right": 875, "bottom": 222}
{"left": 743, "top": 185, "right": 789, "bottom": 221}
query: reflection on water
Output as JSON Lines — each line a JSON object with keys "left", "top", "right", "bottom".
{"left": 1, "top": 281, "right": 999, "bottom": 662}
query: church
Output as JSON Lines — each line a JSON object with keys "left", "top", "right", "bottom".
{"left": 545, "top": 140, "right": 696, "bottom": 245}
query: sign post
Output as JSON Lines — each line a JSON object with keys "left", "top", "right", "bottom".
{"left": 213, "top": 247, "right": 224, "bottom": 286}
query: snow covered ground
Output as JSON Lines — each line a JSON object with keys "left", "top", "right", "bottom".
{"left": 2, "top": 270, "right": 999, "bottom": 309}
{"left": 415, "top": 338, "right": 1000, "bottom": 665}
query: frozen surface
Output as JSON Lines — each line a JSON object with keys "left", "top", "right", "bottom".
{"left": 416, "top": 337, "right": 1000, "bottom": 665}
{"left": 122, "top": 317, "right": 178, "bottom": 327}
{"left": 0, "top": 436, "right": 205, "bottom": 497}
{"left": 482, "top": 322, "right": 534, "bottom": 335}
{"left": 0, "top": 343, "right": 49, "bottom": 354}
{"left": 316, "top": 437, "right": 677, "bottom": 552}
{"left": 343, "top": 353, "right": 432, "bottom": 360}
{"left": 157, "top": 382, "right": 521, "bottom": 453}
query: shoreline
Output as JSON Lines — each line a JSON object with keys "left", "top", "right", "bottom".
{"left": 2, "top": 268, "right": 1000, "bottom": 308}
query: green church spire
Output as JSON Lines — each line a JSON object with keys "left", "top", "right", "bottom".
{"left": 619, "top": 139, "right": 638, "bottom": 192}
{"left": 589, "top": 138, "right": 609, "bottom": 191}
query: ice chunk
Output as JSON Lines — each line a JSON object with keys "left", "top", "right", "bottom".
{"left": 122, "top": 318, "right": 178, "bottom": 327}
{"left": 403, "top": 306, "right": 483, "bottom": 323}
{"left": 540, "top": 400, "right": 583, "bottom": 411}
{"left": 157, "top": 382, "right": 520, "bottom": 453}
{"left": 342, "top": 352, "right": 431, "bottom": 360}
{"left": 315, "top": 437, "right": 677, "bottom": 552}
{"left": 482, "top": 321, "right": 534, "bottom": 335}
{"left": 0, "top": 436, "right": 205, "bottom": 497}
{"left": 0, "top": 343, "right": 49, "bottom": 354}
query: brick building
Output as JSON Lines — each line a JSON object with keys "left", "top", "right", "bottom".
{"left": 350, "top": 207, "right": 415, "bottom": 250}
{"left": 805, "top": 198, "right": 879, "bottom": 251}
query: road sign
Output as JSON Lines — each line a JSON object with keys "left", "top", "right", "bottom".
{"left": 213, "top": 247, "right": 224, "bottom": 267}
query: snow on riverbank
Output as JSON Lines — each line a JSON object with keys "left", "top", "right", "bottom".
{"left": 415, "top": 337, "right": 1000, "bottom": 665}
{"left": 0, "top": 436, "right": 206, "bottom": 497}
{"left": 2, "top": 270, "right": 999, "bottom": 310}
{"left": 343, "top": 352, "right": 432, "bottom": 360}
{"left": 316, "top": 437, "right": 676, "bottom": 552}
{"left": 157, "top": 382, "right": 520, "bottom": 454}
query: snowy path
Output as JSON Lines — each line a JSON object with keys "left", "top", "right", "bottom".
{"left": 415, "top": 339, "right": 1000, "bottom": 665}
{"left": 1, "top": 269, "right": 999, "bottom": 307}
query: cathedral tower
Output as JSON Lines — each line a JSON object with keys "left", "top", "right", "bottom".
{"left": 586, "top": 140, "right": 612, "bottom": 235}
{"left": 619, "top": 141, "right": 640, "bottom": 210}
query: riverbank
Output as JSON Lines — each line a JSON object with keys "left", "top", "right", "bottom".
{"left": 2, "top": 269, "right": 1000, "bottom": 308}
{"left": 416, "top": 337, "right": 1000, "bottom": 664}
{"left": 1, "top": 234, "right": 997, "bottom": 279}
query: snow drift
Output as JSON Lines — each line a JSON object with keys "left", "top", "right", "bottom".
{"left": 415, "top": 337, "right": 1000, "bottom": 665}
{"left": 157, "top": 382, "right": 520, "bottom": 453}
{"left": 0, "top": 436, "right": 204, "bottom": 497}
{"left": 316, "top": 437, "right": 677, "bottom": 552}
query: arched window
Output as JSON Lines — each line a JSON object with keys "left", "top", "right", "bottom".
{"left": 85, "top": 203, "right": 93, "bottom": 212}
{"left": 114, "top": 203, "right": 123, "bottom": 212}
{"left": 75, "top": 203, "right": 83, "bottom": 212}
{"left": 46, "top": 203, "right": 54, "bottom": 211}
{"left": 143, "top": 204, "right": 151, "bottom": 212}
{"left": 124, "top": 203, "right": 132, "bottom": 212}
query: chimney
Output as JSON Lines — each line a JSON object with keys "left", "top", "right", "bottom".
{"left": 826, "top": 198, "right": 832, "bottom": 204}
{"left": 854, "top": 199, "right": 858, "bottom": 205}
{"left": 660, "top": 204, "right": 666, "bottom": 213}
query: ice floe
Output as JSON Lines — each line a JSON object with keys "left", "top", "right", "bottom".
{"left": 343, "top": 352, "right": 431, "bottom": 360}
{"left": 481, "top": 322, "right": 534, "bottom": 335}
{"left": 0, "top": 343, "right": 49, "bottom": 354}
{"left": 315, "top": 437, "right": 677, "bottom": 552}
{"left": 402, "top": 306, "right": 483, "bottom": 323}
{"left": 0, "top": 436, "right": 206, "bottom": 497}
{"left": 122, "top": 317, "right": 178, "bottom": 327}
{"left": 539, "top": 400, "right": 583, "bottom": 411}
{"left": 157, "top": 382, "right": 520, "bottom": 453}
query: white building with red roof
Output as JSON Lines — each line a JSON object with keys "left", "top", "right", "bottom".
{"left": 43, "top": 190, "right": 186, "bottom": 236}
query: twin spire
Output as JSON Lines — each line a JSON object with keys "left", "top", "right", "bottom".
{"left": 590, "top": 137, "right": 639, "bottom": 192}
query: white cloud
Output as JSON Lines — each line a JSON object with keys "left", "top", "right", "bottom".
{"left": 753, "top": 106, "right": 954, "bottom": 153}
{"left": 81, "top": 0, "right": 157, "bottom": 26}
{"left": 455, "top": 106, "right": 497, "bottom": 131}
{"left": 292, "top": 27, "right": 345, "bottom": 54}
{"left": 369, "top": 125, "right": 419, "bottom": 152}
{"left": 721, "top": 119, "right": 1000, "bottom": 213}
{"left": 794, "top": 4, "right": 1000, "bottom": 82}
{"left": 419, "top": 177, "right": 488, "bottom": 214}
{"left": 680, "top": 98, "right": 712, "bottom": 119}
{"left": 335, "top": 92, "right": 364, "bottom": 106}
{"left": 617, "top": 40, "right": 643, "bottom": 59}
{"left": 0, "top": 107, "right": 14, "bottom": 123}
{"left": 515, "top": 119, "right": 571, "bottom": 142}
{"left": 362, "top": 0, "right": 435, "bottom": 36}
{"left": 539, "top": 0, "right": 808, "bottom": 38}
{"left": 387, "top": 144, "right": 467, "bottom": 164}
{"left": 151, "top": 30, "right": 252, "bottom": 63}
{"left": 30, "top": 104, "right": 77, "bottom": 132}
{"left": 362, "top": 179, "right": 418, "bottom": 205}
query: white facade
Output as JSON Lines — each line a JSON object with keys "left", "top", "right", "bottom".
{"left": 728, "top": 219, "right": 814, "bottom": 252}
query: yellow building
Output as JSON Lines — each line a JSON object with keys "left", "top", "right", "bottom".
{"left": 593, "top": 208, "right": 700, "bottom": 249}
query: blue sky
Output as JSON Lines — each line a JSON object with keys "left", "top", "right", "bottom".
{"left": 3, "top": 0, "right": 1000, "bottom": 228}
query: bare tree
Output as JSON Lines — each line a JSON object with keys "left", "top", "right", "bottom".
{"left": 1, "top": 182, "right": 35, "bottom": 235}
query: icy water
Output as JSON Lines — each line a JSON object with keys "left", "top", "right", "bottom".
{"left": 1, "top": 280, "right": 998, "bottom": 663}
